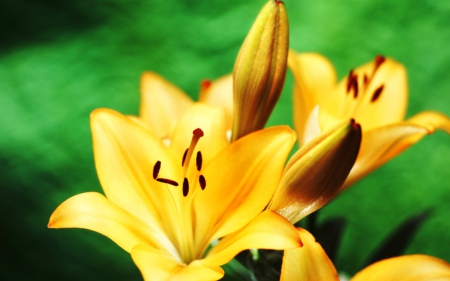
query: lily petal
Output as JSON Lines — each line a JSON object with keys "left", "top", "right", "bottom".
{"left": 194, "top": 126, "right": 296, "bottom": 249}
{"left": 288, "top": 51, "right": 337, "bottom": 145}
{"left": 280, "top": 228, "right": 339, "bottom": 281}
{"left": 131, "top": 245, "right": 224, "bottom": 281}
{"left": 169, "top": 103, "right": 228, "bottom": 165}
{"left": 332, "top": 57, "right": 408, "bottom": 131}
{"left": 351, "top": 255, "right": 450, "bottom": 281}
{"left": 91, "top": 108, "right": 182, "bottom": 243}
{"left": 203, "top": 211, "right": 301, "bottom": 267}
{"left": 269, "top": 120, "right": 361, "bottom": 224}
{"left": 198, "top": 74, "right": 234, "bottom": 131}
{"left": 345, "top": 122, "right": 429, "bottom": 187}
{"left": 407, "top": 110, "right": 450, "bottom": 134}
{"left": 48, "top": 192, "right": 173, "bottom": 253}
{"left": 139, "top": 72, "right": 193, "bottom": 138}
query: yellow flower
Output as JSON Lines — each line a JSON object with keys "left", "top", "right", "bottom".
{"left": 288, "top": 51, "right": 450, "bottom": 187}
{"left": 280, "top": 228, "right": 450, "bottom": 280}
{"left": 49, "top": 104, "right": 302, "bottom": 280}
{"left": 138, "top": 71, "right": 233, "bottom": 140}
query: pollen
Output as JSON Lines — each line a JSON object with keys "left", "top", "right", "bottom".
{"left": 199, "top": 175, "right": 206, "bottom": 190}
{"left": 153, "top": 161, "right": 161, "bottom": 179}
{"left": 196, "top": 151, "right": 203, "bottom": 171}
{"left": 374, "top": 55, "right": 386, "bottom": 71}
{"left": 183, "top": 178, "right": 189, "bottom": 197}
{"left": 156, "top": 178, "right": 179, "bottom": 186}
{"left": 371, "top": 85, "right": 384, "bottom": 102}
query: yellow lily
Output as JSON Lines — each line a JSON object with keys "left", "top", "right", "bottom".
{"left": 281, "top": 228, "right": 450, "bottom": 281}
{"left": 49, "top": 104, "right": 302, "bottom": 280}
{"left": 288, "top": 51, "right": 450, "bottom": 187}
{"left": 139, "top": 71, "right": 233, "bottom": 140}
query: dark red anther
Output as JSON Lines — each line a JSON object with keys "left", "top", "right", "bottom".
{"left": 352, "top": 75, "right": 359, "bottom": 98}
{"left": 363, "top": 74, "right": 369, "bottom": 86}
{"left": 374, "top": 55, "right": 386, "bottom": 71}
{"left": 196, "top": 151, "right": 203, "bottom": 171}
{"left": 182, "top": 148, "right": 188, "bottom": 166}
{"left": 346, "top": 69, "right": 354, "bottom": 93}
{"left": 183, "top": 178, "right": 189, "bottom": 197}
{"left": 153, "top": 161, "right": 161, "bottom": 179}
{"left": 193, "top": 128, "right": 204, "bottom": 137}
{"left": 371, "top": 85, "right": 384, "bottom": 102}
{"left": 199, "top": 175, "right": 206, "bottom": 190}
{"left": 156, "top": 178, "right": 179, "bottom": 186}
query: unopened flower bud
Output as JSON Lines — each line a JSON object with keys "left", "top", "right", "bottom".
{"left": 231, "top": 0, "right": 289, "bottom": 141}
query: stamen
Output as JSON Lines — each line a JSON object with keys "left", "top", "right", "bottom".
{"left": 182, "top": 148, "right": 188, "bottom": 166}
{"left": 352, "top": 75, "right": 359, "bottom": 98}
{"left": 199, "top": 175, "right": 206, "bottom": 190}
{"left": 153, "top": 161, "right": 161, "bottom": 179}
{"left": 196, "top": 151, "right": 203, "bottom": 171}
{"left": 183, "top": 178, "right": 189, "bottom": 197}
{"left": 156, "top": 178, "right": 179, "bottom": 186}
{"left": 371, "top": 85, "right": 384, "bottom": 102}
{"left": 363, "top": 74, "right": 369, "bottom": 86}
{"left": 374, "top": 55, "right": 386, "bottom": 71}
{"left": 346, "top": 69, "right": 354, "bottom": 93}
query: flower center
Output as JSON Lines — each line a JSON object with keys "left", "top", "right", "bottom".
{"left": 152, "top": 128, "right": 207, "bottom": 196}
{"left": 340, "top": 55, "right": 386, "bottom": 120}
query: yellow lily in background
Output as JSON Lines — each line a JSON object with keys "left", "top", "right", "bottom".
{"left": 49, "top": 104, "right": 301, "bottom": 280}
{"left": 138, "top": 71, "right": 233, "bottom": 140}
{"left": 280, "top": 228, "right": 450, "bottom": 280}
{"left": 289, "top": 51, "right": 450, "bottom": 187}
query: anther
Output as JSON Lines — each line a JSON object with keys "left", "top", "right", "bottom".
{"left": 153, "top": 161, "right": 161, "bottom": 179}
{"left": 371, "top": 85, "right": 384, "bottom": 102}
{"left": 346, "top": 69, "right": 354, "bottom": 93}
{"left": 182, "top": 148, "right": 188, "bottom": 166}
{"left": 156, "top": 178, "right": 179, "bottom": 186}
{"left": 352, "top": 74, "right": 359, "bottom": 98}
{"left": 374, "top": 55, "right": 386, "bottom": 71}
{"left": 363, "top": 74, "right": 369, "bottom": 86}
{"left": 183, "top": 178, "right": 189, "bottom": 197}
{"left": 196, "top": 151, "right": 203, "bottom": 171}
{"left": 199, "top": 175, "right": 206, "bottom": 190}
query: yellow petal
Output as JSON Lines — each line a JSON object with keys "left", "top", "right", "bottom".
{"left": 407, "top": 110, "right": 450, "bottom": 134}
{"left": 332, "top": 56, "right": 408, "bottom": 131}
{"left": 169, "top": 103, "right": 228, "bottom": 166}
{"left": 288, "top": 51, "right": 338, "bottom": 145}
{"left": 203, "top": 211, "right": 301, "bottom": 267}
{"left": 91, "top": 108, "right": 182, "bottom": 243}
{"left": 351, "top": 255, "right": 450, "bottom": 281}
{"left": 193, "top": 126, "right": 296, "bottom": 249}
{"left": 280, "top": 228, "right": 339, "bottom": 281}
{"left": 344, "top": 122, "right": 429, "bottom": 187}
{"left": 198, "top": 74, "right": 234, "bottom": 131}
{"left": 139, "top": 72, "right": 193, "bottom": 138}
{"left": 48, "top": 192, "right": 173, "bottom": 253}
{"left": 269, "top": 119, "right": 361, "bottom": 224}
{"left": 131, "top": 245, "right": 224, "bottom": 281}
{"left": 232, "top": 0, "right": 289, "bottom": 141}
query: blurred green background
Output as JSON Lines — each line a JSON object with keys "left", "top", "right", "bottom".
{"left": 1, "top": 0, "right": 450, "bottom": 280}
